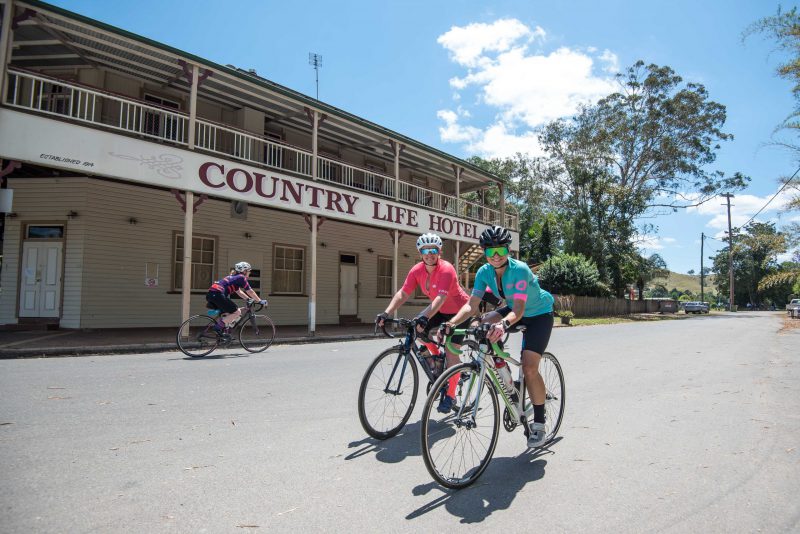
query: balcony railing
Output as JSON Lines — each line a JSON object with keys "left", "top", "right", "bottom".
{"left": 4, "top": 68, "right": 517, "bottom": 230}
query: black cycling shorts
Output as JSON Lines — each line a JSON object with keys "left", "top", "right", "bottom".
{"left": 496, "top": 306, "right": 554, "bottom": 355}
{"left": 424, "top": 312, "right": 471, "bottom": 345}
{"left": 206, "top": 290, "right": 238, "bottom": 314}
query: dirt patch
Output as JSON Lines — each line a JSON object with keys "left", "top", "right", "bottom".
{"left": 778, "top": 314, "right": 800, "bottom": 334}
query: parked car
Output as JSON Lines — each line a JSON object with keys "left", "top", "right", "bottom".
{"left": 683, "top": 301, "right": 710, "bottom": 314}
{"left": 787, "top": 299, "right": 800, "bottom": 317}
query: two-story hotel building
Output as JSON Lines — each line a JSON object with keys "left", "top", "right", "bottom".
{"left": 0, "top": 0, "right": 518, "bottom": 332}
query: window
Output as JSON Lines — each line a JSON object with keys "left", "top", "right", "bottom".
{"left": 173, "top": 233, "right": 216, "bottom": 291}
{"left": 144, "top": 94, "right": 180, "bottom": 141}
{"left": 27, "top": 225, "right": 64, "bottom": 239}
{"left": 377, "top": 257, "right": 393, "bottom": 297}
{"left": 273, "top": 245, "right": 305, "bottom": 294}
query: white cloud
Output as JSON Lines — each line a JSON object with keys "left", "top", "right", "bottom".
{"left": 436, "top": 18, "right": 619, "bottom": 158}
{"left": 638, "top": 235, "right": 665, "bottom": 251}
{"left": 686, "top": 189, "right": 797, "bottom": 232}
{"left": 437, "top": 19, "right": 543, "bottom": 68}
{"left": 467, "top": 122, "right": 546, "bottom": 159}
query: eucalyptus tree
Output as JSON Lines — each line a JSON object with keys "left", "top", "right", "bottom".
{"left": 540, "top": 61, "right": 749, "bottom": 296}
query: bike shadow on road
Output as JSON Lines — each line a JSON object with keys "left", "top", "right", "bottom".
{"left": 345, "top": 420, "right": 426, "bottom": 464}
{"left": 173, "top": 351, "right": 253, "bottom": 361}
{"left": 406, "top": 441, "right": 561, "bottom": 523}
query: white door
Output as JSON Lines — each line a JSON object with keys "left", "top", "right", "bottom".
{"left": 19, "top": 241, "right": 63, "bottom": 318}
{"left": 339, "top": 263, "right": 358, "bottom": 315}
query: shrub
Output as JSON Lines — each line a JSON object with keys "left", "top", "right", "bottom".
{"left": 538, "top": 253, "right": 605, "bottom": 296}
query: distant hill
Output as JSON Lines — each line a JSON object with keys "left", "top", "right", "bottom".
{"left": 651, "top": 271, "right": 717, "bottom": 296}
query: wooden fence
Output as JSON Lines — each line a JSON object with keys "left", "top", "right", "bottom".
{"left": 553, "top": 295, "right": 676, "bottom": 317}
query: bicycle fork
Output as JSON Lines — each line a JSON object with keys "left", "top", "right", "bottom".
{"left": 384, "top": 348, "right": 411, "bottom": 395}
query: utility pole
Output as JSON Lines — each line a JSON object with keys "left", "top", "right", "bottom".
{"left": 721, "top": 193, "right": 735, "bottom": 311}
{"left": 700, "top": 232, "right": 705, "bottom": 303}
{"left": 308, "top": 52, "right": 322, "bottom": 100}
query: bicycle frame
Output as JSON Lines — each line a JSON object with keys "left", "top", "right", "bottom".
{"left": 377, "top": 318, "right": 445, "bottom": 391}
{"left": 446, "top": 330, "right": 526, "bottom": 426}
{"left": 209, "top": 300, "right": 264, "bottom": 335}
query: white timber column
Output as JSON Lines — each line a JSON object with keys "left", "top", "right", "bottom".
{"left": 309, "top": 109, "right": 320, "bottom": 334}
{"left": 499, "top": 182, "right": 505, "bottom": 227}
{"left": 181, "top": 64, "right": 200, "bottom": 326}
{"left": 452, "top": 165, "right": 462, "bottom": 218}
{"left": 392, "top": 230, "right": 399, "bottom": 318}
{"left": 0, "top": 0, "right": 14, "bottom": 104}
{"left": 392, "top": 141, "right": 401, "bottom": 201}
{"left": 451, "top": 165, "right": 464, "bottom": 287}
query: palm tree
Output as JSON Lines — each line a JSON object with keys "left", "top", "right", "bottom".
{"left": 634, "top": 253, "right": 669, "bottom": 301}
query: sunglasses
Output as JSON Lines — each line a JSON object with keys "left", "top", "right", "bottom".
{"left": 484, "top": 247, "right": 509, "bottom": 258}
{"left": 420, "top": 248, "right": 440, "bottom": 255}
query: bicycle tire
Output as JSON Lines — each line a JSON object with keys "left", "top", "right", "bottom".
{"left": 540, "top": 352, "right": 565, "bottom": 444}
{"left": 420, "top": 361, "right": 500, "bottom": 489}
{"left": 238, "top": 314, "right": 276, "bottom": 353}
{"left": 357, "top": 346, "right": 419, "bottom": 440}
{"left": 176, "top": 315, "right": 220, "bottom": 358}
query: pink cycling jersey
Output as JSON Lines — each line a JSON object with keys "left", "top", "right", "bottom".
{"left": 401, "top": 259, "right": 469, "bottom": 314}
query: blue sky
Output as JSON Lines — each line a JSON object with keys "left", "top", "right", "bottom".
{"left": 49, "top": 0, "right": 799, "bottom": 274}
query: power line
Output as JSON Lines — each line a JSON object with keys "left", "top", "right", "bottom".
{"left": 736, "top": 165, "right": 800, "bottom": 230}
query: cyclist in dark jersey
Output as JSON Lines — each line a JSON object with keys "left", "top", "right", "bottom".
{"left": 206, "top": 261, "right": 267, "bottom": 339}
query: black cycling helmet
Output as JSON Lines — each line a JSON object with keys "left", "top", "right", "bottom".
{"left": 479, "top": 225, "right": 512, "bottom": 248}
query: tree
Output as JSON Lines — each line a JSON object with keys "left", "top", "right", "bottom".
{"left": 687, "top": 269, "right": 695, "bottom": 275}
{"left": 539, "top": 61, "right": 749, "bottom": 296}
{"left": 712, "top": 222, "right": 790, "bottom": 305}
{"left": 465, "top": 154, "right": 554, "bottom": 258}
{"left": 630, "top": 253, "right": 670, "bottom": 301}
{"left": 744, "top": 7, "right": 800, "bottom": 136}
{"left": 745, "top": 8, "right": 800, "bottom": 291}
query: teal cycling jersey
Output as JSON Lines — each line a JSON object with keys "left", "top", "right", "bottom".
{"left": 471, "top": 257, "right": 554, "bottom": 317}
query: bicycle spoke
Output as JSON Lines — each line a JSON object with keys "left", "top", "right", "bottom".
{"left": 358, "top": 348, "right": 418, "bottom": 440}
{"left": 239, "top": 314, "right": 275, "bottom": 353}
{"left": 539, "top": 352, "right": 565, "bottom": 444}
{"left": 176, "top": 315, "right": 220, "bottom": 358}
{"left": 421, "top": 363, "right": 500, "bottom": 489}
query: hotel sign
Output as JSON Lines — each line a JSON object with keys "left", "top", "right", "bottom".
{"left": 0, "top": 109, "right": 515, "bottom": 243}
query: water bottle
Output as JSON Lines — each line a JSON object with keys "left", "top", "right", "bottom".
{"left": 494, "top": 357, "right": 516, "bottom": 399}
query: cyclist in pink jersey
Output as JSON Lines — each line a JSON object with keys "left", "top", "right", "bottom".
{"left": 375, "top": 233, "right": 472, "bottom": 413}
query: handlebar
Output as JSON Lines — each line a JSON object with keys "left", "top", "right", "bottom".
{"left": 246, "top": 298, "right": 266, "bottom": 312}
{"left": 375, "top": 317, "right": 416, "bottom": 339}
{"left": 444, "top": 323, "right": 511, "bottom": 359}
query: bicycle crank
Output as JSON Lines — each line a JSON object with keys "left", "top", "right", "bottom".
{"left": 503, "top": 407, "right": 518, "bottom": 432}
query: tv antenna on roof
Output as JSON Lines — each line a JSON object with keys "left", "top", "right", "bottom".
{"left": 308, "top": 52, "right": 322, "bottom": 100}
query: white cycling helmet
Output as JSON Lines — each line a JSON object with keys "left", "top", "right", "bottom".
{"left": 234, "top": 261, "right": 252, "bottom": 273}
{"left": 416, "top": 233, "right": 443, "bottom": 251}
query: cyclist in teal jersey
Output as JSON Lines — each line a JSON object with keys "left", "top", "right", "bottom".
{"left": 439, "top": 225, "right": 555, "bottom": 448}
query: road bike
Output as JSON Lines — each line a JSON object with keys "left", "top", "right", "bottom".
{"left": 176, "top": 299, "right": 276, "bottom": 358}
{"left": 357, "top": 317, "right": 479, "bottom": 440}
{"left": 420, "top": 323, "right": 565, "bottom": 489}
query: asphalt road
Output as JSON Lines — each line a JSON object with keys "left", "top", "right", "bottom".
{"left": 1, "top": 312, "right": 798, "bottom": 533}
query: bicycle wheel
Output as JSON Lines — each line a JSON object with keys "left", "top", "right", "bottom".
{"left": 238, "top": 314, "right": 276, "bottom": 353}
{"left": 540, "top": 352, "right": 565, "bottom": 444}
{"left": 358, "top": 347, "right": 419, "bottom": 440}
{"left": 176, "top": 315, "right": 220, "bottom": 358}
{"left": 421, "top": 361, "right": 500, "bottom": 489}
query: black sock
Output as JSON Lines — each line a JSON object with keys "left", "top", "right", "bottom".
{"left": 533, "top": 404, "right": 545, "bottom": 424}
